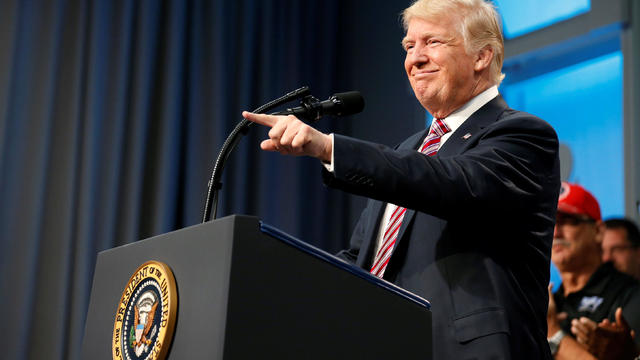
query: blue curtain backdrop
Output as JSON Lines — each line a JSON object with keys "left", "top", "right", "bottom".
{"left": 8, "top": 1, "right": 627, "bottom": 359}
{"left": 0, "top": 0, "right": 409, "bottom": 358}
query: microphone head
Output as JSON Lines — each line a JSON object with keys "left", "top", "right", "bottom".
{"left": 330, "top": 91, "right": 365, "bottom": 116}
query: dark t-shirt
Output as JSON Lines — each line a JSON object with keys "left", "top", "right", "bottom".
{"left": 554, "top": 262, "right": 640, "bottom": 346}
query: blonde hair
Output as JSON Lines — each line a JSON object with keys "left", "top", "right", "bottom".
{"left": 402, "top": 0, "right": 505, "bottom": 84}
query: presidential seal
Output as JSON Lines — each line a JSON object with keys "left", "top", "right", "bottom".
{"left": 112, "top": 261, "right": 177, "bottom": 360}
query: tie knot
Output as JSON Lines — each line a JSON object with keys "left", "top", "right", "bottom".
{"left": 430, "top": 118, "right": 451, "bottom": 137}
{"left": 418, "top": 118, "right": 451, "bottom": 155}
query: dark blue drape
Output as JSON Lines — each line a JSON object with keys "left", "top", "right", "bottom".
{"left": 0, "top": 0, "right": 361, "bottom": 358}
{"left": 0, "top": 0, "right": 420, "bottom": 358}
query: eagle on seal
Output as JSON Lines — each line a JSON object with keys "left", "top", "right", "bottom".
{"left": 133, "top": 293, "right": 158, "bottom": 348}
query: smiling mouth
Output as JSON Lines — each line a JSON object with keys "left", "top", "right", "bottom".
{"left": 413, "top": 70, "right": 438, "bottom": 79}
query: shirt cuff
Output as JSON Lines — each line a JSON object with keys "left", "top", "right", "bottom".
{"left": 321, "top": 133, "right": 335, "bottom": 173}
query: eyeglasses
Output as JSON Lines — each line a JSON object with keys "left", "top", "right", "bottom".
{"left": 604, "top": 245, "right": 637, "bottom": 254}
{"left": 556, "top": 214, "right": 596, "bottom": 226}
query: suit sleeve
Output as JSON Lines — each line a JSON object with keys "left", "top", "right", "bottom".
{"left": 323, "top": 113, "right": 560, "bottom": 221}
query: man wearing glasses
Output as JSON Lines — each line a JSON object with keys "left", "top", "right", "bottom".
{"left": 603, "top": 218, "right": 640, "bottom": 281}
{"left": 547, "top": 182, "right": 640, "bottom": 359}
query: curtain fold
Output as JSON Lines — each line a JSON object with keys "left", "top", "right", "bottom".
{"left": 0, "top": 0, "right": 354, "bottom": 359}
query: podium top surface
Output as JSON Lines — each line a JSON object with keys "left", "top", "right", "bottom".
{"left": 260, "top": 221, "right": 431, "bottom": 310}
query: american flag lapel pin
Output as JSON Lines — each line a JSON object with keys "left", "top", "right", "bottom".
{"left": 462, "top": 133, "right": 472, "bottom": 140}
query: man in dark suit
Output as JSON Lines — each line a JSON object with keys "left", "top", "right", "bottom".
{"left": 243, "top": 0, "right": 560, "bottom": 358}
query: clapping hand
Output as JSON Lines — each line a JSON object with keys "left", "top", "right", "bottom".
{"left": 578, "top": 307, "right": 638, "bottom": 360}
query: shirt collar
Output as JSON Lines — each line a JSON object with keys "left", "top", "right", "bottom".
{"left": 438, "top": 85, "right": 499, "bottom": 139}
{"left": 557, "top": 262, "right": 617, "bottom": 299}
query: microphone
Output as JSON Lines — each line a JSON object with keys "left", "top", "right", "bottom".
{"left": 202, "top": 86, "right": 311, "bottom": 222}
{"left": 273, "top": 91, "right": 364, "bottom": 121}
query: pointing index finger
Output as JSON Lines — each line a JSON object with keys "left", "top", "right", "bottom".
{"left": 242, "top": 111, "right": 278, "bottom": 127}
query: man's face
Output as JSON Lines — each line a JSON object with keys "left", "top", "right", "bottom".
{"left": 552, "top": 212, "right": 602, "bottom": 271}
{"left": 403, "top": 16, "right": 480, "bottom": 117}
{"left": 602, "top": 227, "right": 640, "bottom": 277}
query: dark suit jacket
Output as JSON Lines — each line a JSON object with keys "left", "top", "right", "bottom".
{"left": 323, "top": 96, "right": 560, "bottom": 359}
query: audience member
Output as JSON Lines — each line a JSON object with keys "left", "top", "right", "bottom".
{"left": 603, "top": 218, "right": 640, "bottom": 280}
{"left": 547, "top": 182, "right": 640, "bottom": 359}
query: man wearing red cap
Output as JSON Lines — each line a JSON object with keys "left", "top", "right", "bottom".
{"left": 547, "top": 181, "right": 640, "bottom": 359}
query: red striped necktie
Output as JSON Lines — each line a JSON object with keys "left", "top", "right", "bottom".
{"left": 370, "top": 118, "right": 451, "bottom": 278}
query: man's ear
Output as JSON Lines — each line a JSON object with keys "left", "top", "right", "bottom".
{"left": 474, "top": 45, "right": 494, "bottom": 72}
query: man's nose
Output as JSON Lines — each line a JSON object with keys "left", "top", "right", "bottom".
{"left": 553, "top": 224, "right": 563, "bottom": 239}
{"left": 602, "top": 249, "right": 611, "bottom": 262}
{"left": 408, "top": 45, "right": 428, "bottom": 65}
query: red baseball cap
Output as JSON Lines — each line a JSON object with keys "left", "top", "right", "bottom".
{"left": 557, "top": 181, "right": 601, "bottom": 221}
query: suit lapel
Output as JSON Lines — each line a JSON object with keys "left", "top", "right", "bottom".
{"left": 361, "top": 132, "right": 426, "bottom": 270}
{"left": 438, "top": 95, "right": 508, "bottom": 156}
{"left": 389, "top": 96, "right": 509, "bottom": 267}
{"left": 378, "top": 131, "right": 426, "bottom": 271}
{"left": 391, "top": 137, "right": 423, "bottom": 259}
{"left": 357, "top": 200, "right": 385, "bottom": 268}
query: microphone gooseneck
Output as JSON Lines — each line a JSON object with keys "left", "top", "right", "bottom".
{"left": 202, "top": 88, "right": 364, "bottom": 223}
{"left": 202, "top": 86, "right": 311, "bottom": 223}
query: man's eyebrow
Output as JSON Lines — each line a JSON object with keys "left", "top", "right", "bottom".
{"left": 401, "top": 37, "right": 412, "bottom": 48}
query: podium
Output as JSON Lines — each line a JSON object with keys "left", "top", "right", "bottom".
{"left": 81, "top": 215, "right": 432, "bottom": 359}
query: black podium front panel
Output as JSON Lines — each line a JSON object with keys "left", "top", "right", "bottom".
{"left": 81, "top": 215, "right": 432, "bottom": 359}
